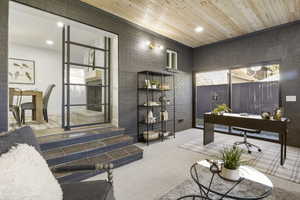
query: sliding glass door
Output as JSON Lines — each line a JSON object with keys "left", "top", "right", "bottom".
{"left": 195, "top": 70, "right": 229, "bottom": 132}
{"left": 230, "top": 64, "right": 280, "bottom": 139}
{"left": 195, "top": 64, "right": 280, "bottom": 140}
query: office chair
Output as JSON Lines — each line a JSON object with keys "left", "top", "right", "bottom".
{"left": 233, "top": 127, "right": 262, "bottom": 154}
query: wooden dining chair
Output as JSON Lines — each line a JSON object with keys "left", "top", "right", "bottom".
{"left": 21, "top": 84, "right": 56, "bottom": 123}
{"left": 9, "top": 88, "right": 22, "bottom": 127}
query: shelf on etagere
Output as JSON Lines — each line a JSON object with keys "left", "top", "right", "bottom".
{"left": 141, "top": 131, "right": 172, "bottom": 142}
{"left": 138, "top": 104, "right": 174, "bottom": 108}
{"left": 138, "top": 70, "right": 174, "bottom": 76}
{"left": 138, "top": 88, "right": 172, "bottom": 91}
{"left": 139, "top": 120, "right": 171, "bottom": 125}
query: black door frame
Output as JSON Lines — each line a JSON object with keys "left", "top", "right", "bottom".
{"left": 62, "top": 25, "right": 111, "bottom": 130}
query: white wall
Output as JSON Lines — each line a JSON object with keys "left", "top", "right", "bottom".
{"left": 9, "top": 43, "right": 62, "bottom": 115}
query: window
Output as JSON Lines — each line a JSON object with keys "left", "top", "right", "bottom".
{"left": 166, "top": 49, "right": 177, "bottom": 70}
{"left": 231, "top": 64, "right": 280, "bottom": 114}
{"left": 195, "top": 63, "right": 280, "bottom": 140}
{"left": 195, "top": 70, "right": 229, "bottom": 132}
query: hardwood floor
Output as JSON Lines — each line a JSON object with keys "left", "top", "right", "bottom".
{"left": 9, "top": 109, "right": 107, "bottom": 136}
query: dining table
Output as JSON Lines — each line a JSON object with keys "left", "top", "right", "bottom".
{"left": 10, "top": 88, "right": 44, "bottom": 122}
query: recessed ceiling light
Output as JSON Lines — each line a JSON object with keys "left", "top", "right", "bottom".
{"left": 57, "top": 21, "right": 64, "bottom": 28}
{"left": 195, "top": 26, "right": 204, "bottom": 33}
{"left": 46, "top": 40, "right": 54, "bottom": 45}
{"left": 159, "top": 45, "right": 164, "bottom": 50}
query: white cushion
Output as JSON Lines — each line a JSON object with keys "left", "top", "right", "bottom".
{"left": 0, "top": 144, "right": 63, "bottom": 200}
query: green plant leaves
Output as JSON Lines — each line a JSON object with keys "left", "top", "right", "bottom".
{"left": 220, "top": 146, "right": 246, "bottom": 170}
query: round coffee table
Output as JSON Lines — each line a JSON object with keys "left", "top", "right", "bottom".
{"left": 189, "top": 160, "right": 273, "bottom": 200}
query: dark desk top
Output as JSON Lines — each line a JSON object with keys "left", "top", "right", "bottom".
{"left": 204, "top": 112, "right": 289, "bottom": 133}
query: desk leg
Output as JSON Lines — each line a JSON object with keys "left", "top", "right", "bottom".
{"left": 284, "top": 130, "right": 287, "bottom": 159}
{"left": 204, "top": 122, "right": 214, "bottom": 145}
{"left": 280, "top": 132, "right": 286, "bottom": 166}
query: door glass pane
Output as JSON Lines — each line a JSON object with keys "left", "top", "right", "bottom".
{"left": 231, "top": 64, "right": 280, "bottom": 140}
{"left": 195, "top": 70, "right": 229, "bottom": 132}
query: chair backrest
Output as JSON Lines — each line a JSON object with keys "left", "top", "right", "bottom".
{"left": 43, "top": 84, "right": 56, "bottom": 109}
{"left": 9, "top": 88, "right": 22, "bottom": 107}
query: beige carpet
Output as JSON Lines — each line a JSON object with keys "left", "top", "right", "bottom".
{"left": 180, "top": 137, "right": 300, "bottom": 184}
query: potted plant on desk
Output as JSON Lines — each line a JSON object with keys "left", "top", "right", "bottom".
{"left": 220, "top": 146, "right": 246, "bottom": 181}
{"left": 212, "top": 104, "right": 231, "bottom": 115}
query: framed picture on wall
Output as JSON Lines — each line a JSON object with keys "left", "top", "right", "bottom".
{"left": 166, "top": 49, "right": 178, "bottom": 70}
{"left": 8, "top": 58, "right": 35, "bottom": 84}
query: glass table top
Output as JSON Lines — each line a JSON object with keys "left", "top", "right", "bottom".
{"left": 193, "top": 160, "right": 273, "bottom": 200}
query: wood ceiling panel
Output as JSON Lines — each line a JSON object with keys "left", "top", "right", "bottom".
{"left": 81, "top": 0, "right": 300, "bottom": 47}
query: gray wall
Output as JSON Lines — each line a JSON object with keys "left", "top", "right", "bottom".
{"left": 0, "top": 0, "right": 193, "bottom": 138}
{"left": 0, "top": 0, "right": 9, "bottom": 132}
{"left": 193, "top": 22, "right": 300, "bottom": 147}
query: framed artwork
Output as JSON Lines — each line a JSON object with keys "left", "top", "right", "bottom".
{"left": 8, "top": 58, "right": 35, "bottom": 84}
{"left": 166, "top": 49, "right": 178, "bottom": 70}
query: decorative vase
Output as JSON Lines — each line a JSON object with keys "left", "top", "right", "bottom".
{"left": 273, "top": 107, "right": 282, "bottom": 120}
{"left": 220, "top": 167, "right": 240, "bottom": 181}
{"left": 145, "top": 80, "right": 152, "bottom": 89}
{"left": 146, "top": 111, "right": 154, "bottom": 123}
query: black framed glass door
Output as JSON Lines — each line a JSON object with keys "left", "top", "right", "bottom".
{"left": 195, "top": 70, "right": 230, "bottom": 132}
{"left": 62, "top": 25, "right": 111, "bottom": 130}
{"left": 195, "top": 63, "right": 280, "bottom": 140}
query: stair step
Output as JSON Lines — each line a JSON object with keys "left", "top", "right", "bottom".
{"left": 44, "top": 135, "right": 133, "bottom": 166}
{"left": 39, "top": 127, "right": 125, "bottom": 151}
{"left": 53, "top": 145, "right": 143, "bottom": 183}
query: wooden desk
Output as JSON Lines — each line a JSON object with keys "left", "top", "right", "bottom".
{"left": 203, "top": 113, "right": 289, "bottom": 165}
{"left": 10, "top": 89, "right": 43, "bottom": 122}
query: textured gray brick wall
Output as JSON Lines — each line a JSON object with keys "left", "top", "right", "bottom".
{"left": 0, "top": 0, "right": 9, "bottom": 132}
{"left": 193, "top": 22, "right": 300, "bottom": 147}
{"left": 1, "top": 0, "right": 193, "bottom": 138}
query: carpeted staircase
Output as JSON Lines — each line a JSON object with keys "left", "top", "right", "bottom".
{"left": 38, "top": 126, "right": 143, "bottom": 183}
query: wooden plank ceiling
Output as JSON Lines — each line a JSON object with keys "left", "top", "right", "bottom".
{"left": 81, "top": 0, "right": 300, "bottom": 47}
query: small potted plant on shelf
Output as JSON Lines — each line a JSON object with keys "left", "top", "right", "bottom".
{"left": 220, "top": 146, "right": 246, "bottom": 181}
{"left": 150, "top": 80, "right": 160, "bottom": 89}
{"left": 212, "top": 104, "right": 231, "bottom": 115}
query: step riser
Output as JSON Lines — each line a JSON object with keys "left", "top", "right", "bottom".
{"left": 41, "top": 130, "right": 124, "bottom": 151}
{"left": 58, "top": 152, "right": 143, "bottom": 183}
{"left": 47, "top": 139, "right": 133, "bottom": 166}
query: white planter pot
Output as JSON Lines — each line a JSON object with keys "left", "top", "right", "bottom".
{"left": 220, "top": 167, "right": 240, "bottom": 181}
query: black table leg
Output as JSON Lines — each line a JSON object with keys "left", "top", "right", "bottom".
{"left": 280, "top": 133, "right": 285, "bottom": 166}
{"left": 284, "top": 131, "right": 287, "bottom": 159}
{"left": 204, "top": 122, "right": 214, "bottom": 145}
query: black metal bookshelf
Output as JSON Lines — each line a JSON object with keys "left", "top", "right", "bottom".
{"left": 137, "top": 70, "right": 176, "bottom": 145}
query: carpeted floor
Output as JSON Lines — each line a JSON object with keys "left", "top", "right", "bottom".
{"left": 180, "top": 137, "right": 300, "bottom": 184}
{"left": 158, "top": 179, "right": 300, "bottom": 200}
{"left": 88, "top": 129, "right": 300, "bottom": 200}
